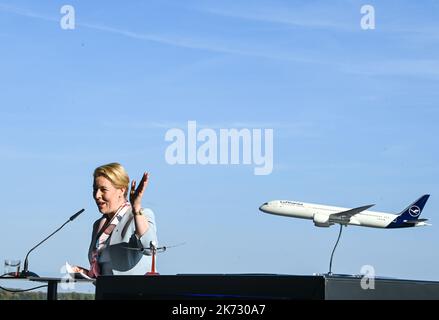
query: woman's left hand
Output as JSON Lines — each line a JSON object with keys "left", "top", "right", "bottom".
{"left": 130, "top": 172, "right": 149, "bottom": 214}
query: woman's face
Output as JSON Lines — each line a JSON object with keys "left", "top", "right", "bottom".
{"left": 93, "top": 176, "right": 126, "bottom": 216}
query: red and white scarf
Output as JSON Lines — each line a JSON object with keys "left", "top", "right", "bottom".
{"left": 89, "top": 202, "right": 131, "bottom": 277}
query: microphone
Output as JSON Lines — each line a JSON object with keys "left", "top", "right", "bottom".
{"left": 69, "top": 209, "right": 84, "bottom": 221}
{"left": 20, "top": 208, "right": 85, "bottom": 278}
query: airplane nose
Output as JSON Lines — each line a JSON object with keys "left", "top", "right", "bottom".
{"left": 259, "top": 202, "right": 268, "bottom": 212}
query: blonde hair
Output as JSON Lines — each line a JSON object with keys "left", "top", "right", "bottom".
{"left": 94, "top": 162, "right": 130, "bottom": 198}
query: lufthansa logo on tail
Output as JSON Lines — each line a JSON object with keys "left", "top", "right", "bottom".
{"left": 409, "top": 205, "right": 421, "bottom": 217}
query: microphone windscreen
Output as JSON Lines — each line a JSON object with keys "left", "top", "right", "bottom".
{"left": 69, "top": 208, "right": 85, "bottom": 221}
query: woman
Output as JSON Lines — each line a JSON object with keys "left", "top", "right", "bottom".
{"left": 81, "top": 162, "right": 158, "bottom": 276}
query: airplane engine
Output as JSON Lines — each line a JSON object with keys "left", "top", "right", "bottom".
{"left": 313, "top": 213, "right": 332, "bottom": 227}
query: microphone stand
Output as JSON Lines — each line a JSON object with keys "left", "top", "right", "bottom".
{"left": 20, "top": 209, "right": 85, "bottom": 278}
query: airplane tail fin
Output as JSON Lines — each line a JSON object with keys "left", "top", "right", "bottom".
{"left": 397, "top": 194, "right": 430, "bottom": 221}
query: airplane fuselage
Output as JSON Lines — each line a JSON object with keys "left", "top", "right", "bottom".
{"left": 259, "top": 200, "right": 428, "bottom": 228}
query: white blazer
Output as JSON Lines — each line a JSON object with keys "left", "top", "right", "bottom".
{"left": 88, "top": 208, "right": 158, "bottom": 275}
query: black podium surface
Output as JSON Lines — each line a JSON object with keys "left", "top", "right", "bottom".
{"left": 95, "top": 274, "right": 439, "bottom": 300}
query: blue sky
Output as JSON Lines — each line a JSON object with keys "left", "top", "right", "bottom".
{"left": 1, "top": 0, "right": 438, "bottom": 293}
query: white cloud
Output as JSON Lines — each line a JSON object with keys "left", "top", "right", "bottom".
{"left": 0, "top": 3, "right": 319, "bottom": 64}
{"left": 202, "top": 6, "right": 352, "bottom": 31}
{"left": 342, "top": 59, "right": 439, "bottom": 77}
{"left": 0, "top": 3, "right": 57, "bottom": 22}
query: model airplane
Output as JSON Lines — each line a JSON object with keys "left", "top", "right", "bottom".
{"left": 259, "top": 194, "right": 430, "bottom": 228}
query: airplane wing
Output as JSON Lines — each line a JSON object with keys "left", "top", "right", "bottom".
{"left": 329, "top": 204, "right": 375, "bottom": 224}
